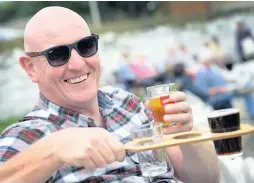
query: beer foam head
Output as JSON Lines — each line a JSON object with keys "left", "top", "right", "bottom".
{"left": 207, "top": 108, "right": 239, "bottom": 118}
{"left": 147, "top": 83, "right": 176, "bottom": 98}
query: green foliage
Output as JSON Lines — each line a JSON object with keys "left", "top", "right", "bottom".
{"left": 0, "top": 1, "right": 91, "bottom": 23}
{"left": 0, "top": 1, "right": 160, "bottom": 24}
{"left": 0, "top": 117, "right": 20, "bottom": 133}
{"left": 0, "top": 37, "right": 24, "bottom": 53}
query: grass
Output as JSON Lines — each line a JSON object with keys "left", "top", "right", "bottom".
{"left": 0, "top": 117, "right": 20, "bottom": 133}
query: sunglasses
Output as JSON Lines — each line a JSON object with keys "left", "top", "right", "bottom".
{"left": 26, "top": 34, "right": 99, "bottom": 67}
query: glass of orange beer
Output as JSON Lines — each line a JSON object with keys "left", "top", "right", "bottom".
{"left": 146, "top": 83, "right": 181, "bottom": 127}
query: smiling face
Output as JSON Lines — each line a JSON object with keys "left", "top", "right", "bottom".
{"left": 21, "top": 7, "right": 101, "bottom": 111}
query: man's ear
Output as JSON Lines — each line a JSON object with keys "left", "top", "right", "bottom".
{"left": 19, "top": 55, "right": 39, "bottom": 83}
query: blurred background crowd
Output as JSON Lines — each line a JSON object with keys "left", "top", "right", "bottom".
{"left": 0, "top": 1, "right": 254, "bottom": 128}
{"left": 1, "top": 1, "right": 254, "bottom": 182}
{"left": 2, "top": 1, "right": 254, "bottom": 124}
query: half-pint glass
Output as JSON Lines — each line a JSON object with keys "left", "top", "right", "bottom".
{"left": 207, "top": 108, "right": 242, "bottom": 158}
{"left": 131, "top": 124, "right": 168, "bottom": 177}
{"left": 146, "top": 83, "right": 181, "bottom": 127}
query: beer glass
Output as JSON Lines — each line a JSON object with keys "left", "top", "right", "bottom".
{"left": 130, "top": 124, "right": 168, "bottom": 177}
{"left": 146, "top": 83, "right": 181, "bottom": 127}
{"left": 207, "top": 108, "right": 243, "bottom": 158}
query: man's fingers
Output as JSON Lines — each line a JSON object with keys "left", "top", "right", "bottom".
{"left": 106, "top": 136, "right": 126, "bottom": 162}
{"left": 83, "top": 155, "right": 97, "bottom": 170}
{"left": 168, "top": 91, "right": 186, "bottom": 103}
{"left": 164, "top": 101, "right": 190, "bottom": 114}
{"left": 145, "top": 91, "right": 186, "bottom": 110}
{"left": 144, "top": 91, "right": 193, "bottom": 135}
{"left": 98, "top": 142, "right": 117, "bottom": 164}
{"left": 144, "top": 100, "right": 151, "bottom": 110}
{"left": 163, "top": 122, "right": 193, "bottom": 134}
{"left": 88, "top": 148, "right": 108, "bottom": 168}
{"left": 163, "top": 112, "right": 192, "bottom": 124}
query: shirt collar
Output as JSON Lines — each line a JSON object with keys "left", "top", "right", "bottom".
{"left": 37, "top": 90, "right": 113, "bottom": 126}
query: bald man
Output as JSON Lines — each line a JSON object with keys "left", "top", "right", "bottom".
{"left": 0, "top": 6, "right": 219, "bottom": 183}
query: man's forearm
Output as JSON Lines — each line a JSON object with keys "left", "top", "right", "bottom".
{"left": 166, "top": 141, "right": 220, "bottom": 183}
{"left": 0, "top": 136, "right": 62, "bottom": 183}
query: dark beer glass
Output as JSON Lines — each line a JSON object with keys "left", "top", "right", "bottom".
{"left": 207, "top": 108, "right": 242, "bottom": 156}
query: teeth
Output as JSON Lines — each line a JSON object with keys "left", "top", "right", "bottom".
{"left": 66, "top": 74, "right": 88, "bottom": 84}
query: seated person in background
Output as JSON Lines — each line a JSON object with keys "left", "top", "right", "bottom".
{"left": 205, "top": 56, "right": 254, "bottom": 120}
{"left": 208, "top": 36, "right": 234, "bottom": 70}
{"left": 130, "top": 54, "right": 169, "bottom": 88}
{"left": 165, "top": 44, "right": 200, "bottom": 80}
{"left": 164, "top": 46, "right": 180, "bottom": 73}
{"left": 178, "top": 43, "right": 201, "bottom": 80}
{"left": 0, "top": 6, "right": 220, "bottom": 183}
{"left": 162, "top": 46, "right": 209, "bottom": 103}
{"left": 173, "top": 63, "right": 211, "bottom": 103}
{"left": 235, "top": 20, "right": 254, "bottom": 62}
{"left": 195, "top": 47, "right": 254, "bottom": 118}
{"left": 116, "top": 51, "right": 137, "bottom": 91}
{"left": 178, "top": 43, "right": 199, "bottom": 69}
{"left": 130, "top": 54, "right": 157, "bottom": 80}
{"left": 195, "top": 47, "right": 233, "bottom": 110}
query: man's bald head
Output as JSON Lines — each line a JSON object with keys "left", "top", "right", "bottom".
{"left": 24, "top": 6, "right": 90, "bottom": 52}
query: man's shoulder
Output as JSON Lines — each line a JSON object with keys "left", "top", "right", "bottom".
{"left": 98, "top": 86, "right": 153, "bottom": 135}
{"left": 99, "top": 85, "right": 136, "bottom": 99}
{"left": 0, "top": 117, "right": 54, "bottom": 164}
{"left": 0, "top": 117, "right": 53, "bottom": 138}
{"left": 98, "top": 85, "right": 145, "bottom": 113}
{"left": 99, "top": 85, "right": 125, "bottom": 93}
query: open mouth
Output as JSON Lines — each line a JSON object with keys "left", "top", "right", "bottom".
{"left": 64, "top": 73, "right": 90, "bottom": 84}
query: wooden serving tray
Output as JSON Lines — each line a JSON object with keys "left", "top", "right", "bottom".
{"left": 125, "top": 124, "right": 254, "bottom": 152}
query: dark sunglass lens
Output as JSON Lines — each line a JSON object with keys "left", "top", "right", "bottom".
{"left": 47, "top": 46, "right": 69, "bottom": 66}
{"left": 77, "top": 37, "right": 97, "bottom": 57}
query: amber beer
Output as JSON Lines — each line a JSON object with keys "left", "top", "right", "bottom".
{"left": 147, "top": 83, "right": 181, "bottom": 127}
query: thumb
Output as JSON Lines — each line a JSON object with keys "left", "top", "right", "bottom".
{"left": 144, "top": 100, "right": 151, "bottom": 110}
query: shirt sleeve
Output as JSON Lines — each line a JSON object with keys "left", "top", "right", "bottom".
{"left": 0, "top": 122, "right": 57, "bottom": 182}
{"left": 0, "top": 121, "right": 50, "bottom": 164}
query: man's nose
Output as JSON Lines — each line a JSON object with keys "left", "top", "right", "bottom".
{"left": 67, "top": 49, "right": 86, "bottom": 70}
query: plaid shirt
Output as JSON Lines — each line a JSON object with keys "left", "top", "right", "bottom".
{"left": 0, "top": 86, "right": 174, "bottom": 183}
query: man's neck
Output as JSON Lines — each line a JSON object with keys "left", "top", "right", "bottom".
{"left": 67, "top": 98, "right": 103, "bottom": 126}
{"left": 40, "top": 92, "right": 104, "bottom": 127}
{"left": 81, "top": 101, "right": 104, "bottom": 126}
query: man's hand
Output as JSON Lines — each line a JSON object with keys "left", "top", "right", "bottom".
{"left": 145, "top": 91, "right": 193, "bottom": 134}
{"left": 50, "top": 128, "right": 126, "bottom": 170}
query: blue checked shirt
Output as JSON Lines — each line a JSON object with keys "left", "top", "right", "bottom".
{"left": 0, "top": 86, "right": 174, "bottom": 183}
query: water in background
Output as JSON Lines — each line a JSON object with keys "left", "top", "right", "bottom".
{"left": 1, "top": 12, "right": 254, "bottom": 121}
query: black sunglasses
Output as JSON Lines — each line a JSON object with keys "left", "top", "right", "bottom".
{"left": 26, "top": 34, "right": 99, "bottom": 67}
